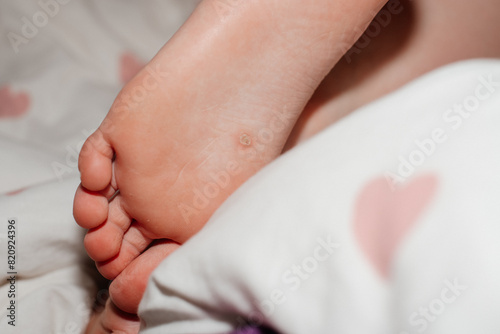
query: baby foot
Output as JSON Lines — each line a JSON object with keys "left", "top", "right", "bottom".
{"left": 74, "top": 0, "right": 387, "bottom": 280}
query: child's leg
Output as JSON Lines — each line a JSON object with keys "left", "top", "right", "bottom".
{"left": 74, "top": 0, "right": 386, "bottom": 280}
{"left": 287, "top": 0, "right": 500, "bottom": 148}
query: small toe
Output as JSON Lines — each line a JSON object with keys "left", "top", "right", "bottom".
{"left": 99, "top": 299, "right": 140, "bottom": 334}
{"left": 79, "top": 129, "right": 114, "bottom": 192}
{"left": 73, "top": 185, "right": 109, "bottom": 229}
{"left": 96, "top": 224, "right": 154, "bottom": 280}
{"left": 85, "top": 223, "right": 123, "bottom": 263}
{"left": 84, "top": 195, "right": 132, "bottom": 263}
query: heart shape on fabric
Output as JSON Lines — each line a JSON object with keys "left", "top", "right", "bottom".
{"left": 119, "top": 52, "right": 145, "bottom": 84}
{"left": 353, "top": 174, "right": 438, "bottom": 278}
{"left": 0, "top": 86, "right": 30, "bottom": 118}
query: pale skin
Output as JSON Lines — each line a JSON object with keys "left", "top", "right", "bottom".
{"left": 76, "top": 0, "right": 500, "bottom": 332}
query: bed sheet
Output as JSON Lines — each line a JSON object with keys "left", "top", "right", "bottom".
{"left": 0, "top": 177, "right": 96, "bottom": 334}
{"left": 0, "top": 1, "right": 198, "bottom": 333}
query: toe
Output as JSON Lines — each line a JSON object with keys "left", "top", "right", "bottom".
{"left": 109, "top": 240, "right": 180, "bottom": 314}
{"left": 79, "top": 128, "right": 114, "bottom": 192}
{"left": 73, "top": 185, "right": 109, "bottom": 229}
{"left": 92, "top": 299, "right": 140, "bottom": 334}
{"left": 84, "top": 195, "right": 132, "bottom": 263}
{"left": 85, "top": 223, "right": 123, "bottom": 263}
{"left": 96, "top": 224, "right": 154, "bottom": 280}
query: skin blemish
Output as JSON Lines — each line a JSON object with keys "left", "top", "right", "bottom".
{"left": 240, "top": 133, "right": 252, "bottom": 146}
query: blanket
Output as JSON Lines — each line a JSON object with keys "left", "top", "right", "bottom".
{"left": 139, "top": 59, "right": 500, "bottom": 334}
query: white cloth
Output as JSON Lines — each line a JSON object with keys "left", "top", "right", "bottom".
{"left": 139, "top": 59, "right": 500, "bottom": 334}
{"left": 0, "top": 177, "right": 97, "bottom": 334}
{"left": 0, "top": 1, "right": 197, "bottom": 333}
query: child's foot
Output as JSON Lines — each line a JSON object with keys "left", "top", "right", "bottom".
{"left": 74, "top": 0, "right": 387, "bottom": 280}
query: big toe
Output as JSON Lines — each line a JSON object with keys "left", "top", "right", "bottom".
{"left": 79, "top": 128, "right": 114, "bottom": 192}
{"left": 109, "top": 240, "right": 180, "bottom": 314}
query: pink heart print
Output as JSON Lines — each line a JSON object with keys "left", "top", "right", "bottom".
{"left": 0, "top": 86, "right": 30, "bottom": 118}
{"left": 119, "top": 52, "right": 145, "bottom": 84}
{"left": 353, "top": 174, "right": 438, "bottom": 278}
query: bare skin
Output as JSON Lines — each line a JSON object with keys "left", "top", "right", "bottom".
{"left": 286, "top": 0, "right": 500, "bottom": 148}
{"left": 81, "top": 0, "right": 500, "bottom": 332}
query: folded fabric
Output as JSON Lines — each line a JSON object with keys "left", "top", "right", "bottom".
{"left": 0, "top": 177, "right": 98, "bottom": 334}
{"left": 139, "top": 59, "right": 500, "bottom": 334}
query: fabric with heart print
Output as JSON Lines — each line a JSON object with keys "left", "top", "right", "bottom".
{"left": 0, "top": 86, "right": 30, "bottom": 118}
{"left": 353, "top": 174, "right": 438, "bottom": 278}
{"left": 119, "top": 52, "right": 146, "bottom": 84}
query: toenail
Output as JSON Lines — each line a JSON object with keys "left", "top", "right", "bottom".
{"left": 240, "top": 133, "right": 251, "bottom": 146}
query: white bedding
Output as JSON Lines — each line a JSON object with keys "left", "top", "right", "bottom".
{"left": 1, "top": 1, "right": 500, "bottom": 334}
{"left": 138, "top": 59, "right": 500, "bottom": 333}
{"left": 0, "top": 177, "right": 95, "bottom": 334}
{"left": 0, "top": 1, "right": 197, "bottom": 333}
